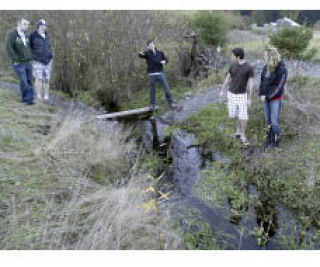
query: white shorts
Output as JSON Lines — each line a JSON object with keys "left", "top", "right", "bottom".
{"left": 33, "top": 60, "right": 52, "bottom": 83}
{"left": 227, "top": 91, "right": 248, "bottom": 121}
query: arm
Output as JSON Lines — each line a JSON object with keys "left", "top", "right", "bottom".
{"left": 259, "top": 66, "right": 267, "bottom": 101}
{"left": 29, "top": 33, "right": 37, "bottom": 61}
{"left": 259, "top": 71, "right": 265, "bottom": 96}
{"left": 47, "top": 34, "right": 53, "bottom": 60}
{"left": 138, "top": 51, "right": 147, "bottom": 59}
{"left": 160, "top": 51, "right": 168, "bottom": 64}
{"left": 219, "top": 72, "right": 231, "bottom": 97}
{"left": 266, "top": 70, "right": 287, "bottom": 100}
{"left": 5, "top": 31, "right": 19, "bottom": 63}
{"left": 248, "top": 77, "right": 254, "bottom": 106}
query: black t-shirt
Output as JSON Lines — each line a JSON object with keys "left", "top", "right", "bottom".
{"left": 228, "top": 62, "right": 254, "bottom": 94}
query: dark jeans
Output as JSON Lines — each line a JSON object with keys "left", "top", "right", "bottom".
{"left": 12, "top": 62, "right": 34, "bottom": 104}
{"left": 148, "top": 73, "right": 173, "bottom": 105}
{"left": 263, "top": 99, "right": 283, "bottom": 136}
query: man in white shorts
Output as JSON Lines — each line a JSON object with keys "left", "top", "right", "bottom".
{"left": 219, "top": 48, "right": 254, "bottom": 146}
{"left": 30, "top": 19, "right": 53, "bottom": 101}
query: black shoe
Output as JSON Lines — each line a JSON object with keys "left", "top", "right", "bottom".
{"left": 269, "top": 131, "right": 280, "bottom": 149}
{"left": 264, "top": 125, "right": 272, "bottom": 148}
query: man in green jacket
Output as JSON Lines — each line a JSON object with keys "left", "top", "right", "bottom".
{"left": 6, "top": 18, "right": 34, "bottom": 105}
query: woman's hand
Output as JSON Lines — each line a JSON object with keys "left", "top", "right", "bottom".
{"left": 261, "top": 95, "right": 266, "bottom": 102}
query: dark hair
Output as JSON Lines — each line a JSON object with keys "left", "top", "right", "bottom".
{"left": 146, "top": 39, "right": 154, "bottom": 46}
{"left": 232, "top": 48, "right": 245, "bottom": 59}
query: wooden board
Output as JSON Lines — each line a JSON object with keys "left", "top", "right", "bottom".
{"left": 96, "top": 106, "right": 156, "bottom": 120}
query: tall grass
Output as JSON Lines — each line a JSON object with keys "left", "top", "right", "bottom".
{"left": 0, "top": 95, "right": 180, "bottom": 249}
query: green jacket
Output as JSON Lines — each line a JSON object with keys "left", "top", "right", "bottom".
{"left": 5, "top": 28, "right": 33, "bottom": 63}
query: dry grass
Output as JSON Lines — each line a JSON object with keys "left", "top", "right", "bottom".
{"left": 0, "top": 90, "right": 180, "bottom": 249}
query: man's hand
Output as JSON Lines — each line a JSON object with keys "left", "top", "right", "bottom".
{"left": 219, "top": 88, "right": 225, "bottom": 98}
{"left": 160, "top": 60, "right": 166, "bottom": 65}
{"left": 260, "top": 95, "right": 266, "bottom": 102}
{"left": 139, "top": 52, "right": 145, "bottom": 56}
{"left": 247, "top": 98, "right": 252, "bottom": 107}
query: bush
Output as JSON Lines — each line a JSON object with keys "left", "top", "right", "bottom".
{"left": 269, "top": 26, "right": 316, "bottom": 60}
{"left": 0, "top": 11, "right": 187, "bottom": 110}
{"left": 190, "top": 11, "right": 228, "bottom": 48}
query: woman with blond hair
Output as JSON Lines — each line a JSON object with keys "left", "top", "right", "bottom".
{"left": 259, "top": 48, "right": 288, "bottom": 148}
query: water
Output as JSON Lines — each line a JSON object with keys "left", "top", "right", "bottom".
{"left": 139, "top": 87, "right": 316, "bottom": 249}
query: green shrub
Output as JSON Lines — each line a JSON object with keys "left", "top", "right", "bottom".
{"left": 269, "top": 26, "right": 316, "bottom": 60}
{"left": 190, "top": 11, "right": 228, "bottom": 47}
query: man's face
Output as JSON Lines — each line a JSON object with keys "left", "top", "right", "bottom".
{"left": 38, "top": 25, "right": 47, "bottom": 33}
{"left": 231, "top": 53, "right": 237, "bottom": 62}
{"left": 19, "top": 19, "right": 29, "bottom": 31}
{"left": 148, "top": 42, "right": 155, "bottom": 50}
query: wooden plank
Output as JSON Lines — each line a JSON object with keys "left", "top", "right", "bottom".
{"left": 96, "top": 106, "right": 156, "bottom": 119}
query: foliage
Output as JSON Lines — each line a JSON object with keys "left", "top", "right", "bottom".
{"left": 269, "top": 26, "right": 315, "bottom": 60}
{"left": 190, "top": 11, "right": 228, "bottom": 48}
{"left": 250, "top": 11, "right": 281, "bottom": 26}
{"left": 0, "top": 88, "right": 180, "bottom": 249}
{"left": 0, "top": 11, "right": 187, "bottom": 110}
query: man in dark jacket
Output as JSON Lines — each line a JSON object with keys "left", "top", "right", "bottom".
{"left": 30, "top": 19, "right": 53, "bottom": 101}
{"left": 5, "top": 18, "right": 34, "bottom": 105}
{"left": 139, "top": 39, "right": 176, "bottom": 110}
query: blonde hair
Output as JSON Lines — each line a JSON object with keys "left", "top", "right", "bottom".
{"left": 265, "top": 48, "right": 281, "bottom": 73}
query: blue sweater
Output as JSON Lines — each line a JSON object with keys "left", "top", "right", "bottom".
{"left": 30, "top": 30, "right": 53, "bottom": 65}
{"left": 138, "top": 49, "right": 168, "bottom": 73}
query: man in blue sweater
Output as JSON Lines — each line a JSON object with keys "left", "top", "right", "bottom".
{"left": 139, "top": 39, "right": 176, "bottom": 110}
{"left": 30, "top": 19, "right": 53, "bottom": 101}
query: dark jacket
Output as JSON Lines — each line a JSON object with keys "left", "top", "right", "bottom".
{"left": 30, "top": 30, "right": 53, "bottom": 65}
{"left": 259, "top": 60, "right": 287, "bottom": 100}
{"left": 138, "top": 49, "right": 168, "bottom": 73}
{"left": 5, "top": 28, "right": 33, "bottom": 63}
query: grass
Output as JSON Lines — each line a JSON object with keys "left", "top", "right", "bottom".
{"left": 0, "top": 88, "right": 181, "bottom": 249}
{"left": 161, "top": 72, "right": 320, "bottom": 248}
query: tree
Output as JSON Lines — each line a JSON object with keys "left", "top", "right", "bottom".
{"left": 190, "top": 11, "right": 228, "bottom": 47}
{"left": 269, "top": 26, "right": 316, "bottom": 60}
{"left": 251, "top": 10, "right": 280, "bottom": 26}
{"left": 279, "top": 11, "right": 300, "bottom": 21}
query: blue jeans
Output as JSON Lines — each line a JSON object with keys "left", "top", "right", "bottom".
{"left": 12, "top": 62, "right": 34, "bottom": 104}
{"left": 148, "top": 73, "right": 173, "bottom": 105}
{"left": 263, "top": 99, "right": 283, "bottom": 136}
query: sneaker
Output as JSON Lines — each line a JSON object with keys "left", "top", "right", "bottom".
{"left": 169, "top": 102, "right": 177, "bottom": 110}
{"left": 240, "top": 137, "right": 250, "bottom": 146}
{"left": 149, "top": 104, "right": 157, "bottom": 111}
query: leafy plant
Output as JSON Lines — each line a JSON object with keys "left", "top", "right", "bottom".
{"left": 269, "top": 26, "right": 316, "bottom": 60}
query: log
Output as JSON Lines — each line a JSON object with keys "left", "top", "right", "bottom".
{"left": 96, "top": 106, "right": 157, "bottom": 120}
